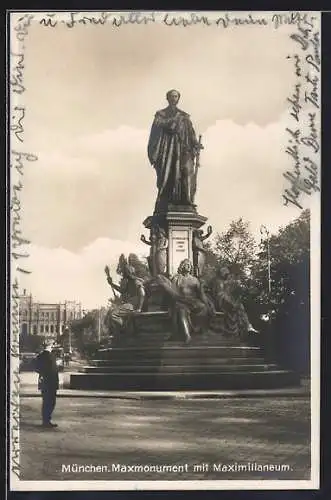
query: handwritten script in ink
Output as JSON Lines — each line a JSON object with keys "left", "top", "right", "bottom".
{"left": 283, "top": 16, "right": 320, "bottom": 209}
{"left": 10, "top": 12, "right": 37, "bottom": 480}
{"left": 37, "top": 11, "right": 317, "bottom": 31}
{"left": 10, "top": 14, "right": 36, "bottom": 275}
{"left": 11, "top": 362, "right": 20, "bottom": 478}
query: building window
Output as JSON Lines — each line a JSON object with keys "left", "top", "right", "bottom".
{"left": 45, "top": 325, "right": 49, "bottom": 333}
{"left": 40, "top": 325, "right": 44, "bottom": 334}
{"left": 33, "top": 325, "right": 37, "bottom": 335}
{"left": 62, "top": 324, "right": 65, "bottom": 332}
{"left": 50, "top": 324, "right": 54, "bottom": 333}
{"left": 45, "top": 312, "right": 49, "bottom": 319}
{"left": 55, "top": 325, "right": 59, "bottom": 333}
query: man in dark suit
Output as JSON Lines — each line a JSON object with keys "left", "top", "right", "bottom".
{"left": 34, "top": 342, "right": 59, "bottom": 428}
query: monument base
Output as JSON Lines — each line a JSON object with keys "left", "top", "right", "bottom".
{"left": 69, "top": 312, "right": 301, "bottom": 391}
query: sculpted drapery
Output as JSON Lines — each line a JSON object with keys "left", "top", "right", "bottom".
{"left": 148, "top": 90, "right": 201, "bottom": 210}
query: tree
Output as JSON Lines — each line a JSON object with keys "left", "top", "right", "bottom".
{"left": 200, "top": 240, "right": 218, "bottom": 283}
{"left": 70, "top": 311, "right": 98, "bottom": 353}
{"left": 249, "top": 210, "right": 311, "bottom": 374}
{"left": 20, "top": 334, "right": 44, "bottom": 353}
{"left": 213, "top": 218, "right": 256, "bottom": 278}
{"left": 252, "top": 209, "right": 310, "bottom": 306}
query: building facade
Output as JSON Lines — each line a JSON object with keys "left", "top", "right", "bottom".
{"left": 19, "top": 289, "right": 82, "bottom": 340}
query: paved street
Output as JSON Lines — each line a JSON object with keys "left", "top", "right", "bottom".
{"left": 19, "top": 396, "right": 310, "bottom": 481}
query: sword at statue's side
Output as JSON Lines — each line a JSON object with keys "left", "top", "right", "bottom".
{"left": 196, "top": 134, "right": 203, "bottom": 167}
{"left": 191, "top": 134, "right": 203, "bottom": 204}
{"left": 194, "top": 134, "right": 203, "bottom": 183}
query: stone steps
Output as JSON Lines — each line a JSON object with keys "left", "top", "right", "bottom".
{"left": 96, "top": 346, "right": 261, "bottom": 360}
{"left": 131, "top": 333, "right": 241, "bottom": 342}
{"left": 91, "top": 356, "right": 265, "bottom": 367}
{"left": 113, "top": 339, "right": 245, "bottom": 348}
{"left": 70, "top": 370, "right": 300, "bottom": 391}
{"left": 81, "top": 363, "right": 278, "bottom": 374}
{"left": 69, "top": 313, "right": 300, "bottom": 391}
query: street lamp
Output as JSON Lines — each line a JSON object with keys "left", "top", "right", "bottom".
{"left": 260, "top": 224, "right": 271, "bottom": 294}
{"left": 97, "top": 307, "right": 101, "bottom": 343}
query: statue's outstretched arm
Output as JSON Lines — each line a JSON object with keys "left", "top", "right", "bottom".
{"left": 141, "top": 234, "right": 151, "bottom": 246}
{"left": 109, "top": 281, "right": 121, "bottom": 293}
{"left": 105, "top": 265, "right": 122, "bottom": 292}
{"left": 201, "top": 225, "right": 213, "bottom": 241}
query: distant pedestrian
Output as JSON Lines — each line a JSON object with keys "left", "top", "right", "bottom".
{"left": 34, "top": 342, "right": 59, "bottom": 428}
{"left": 64, "top": 351, "right": 70, "bottom": 367}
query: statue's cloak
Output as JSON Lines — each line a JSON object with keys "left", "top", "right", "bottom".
{"left": 147, "top": 107, "right": 198, "bottom": 205}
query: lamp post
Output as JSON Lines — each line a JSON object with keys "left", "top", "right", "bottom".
{"left": 97, "top": 307, "right": 101, "bottom": 343}
{"left": 260, "top": 225, "right": 271, "bottom": 294}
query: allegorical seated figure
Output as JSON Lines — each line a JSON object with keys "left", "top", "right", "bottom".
{"left": 210, "top": 266, "right": 258, "bottom": 337}
{"left": 105, "top": 256, "right": 146, "bottom": 312}
{"left": 156, "top": 258, "right": 215, "bottom": 344}
{"left": 104, "top": 256, "right": 147, "bottom": 337}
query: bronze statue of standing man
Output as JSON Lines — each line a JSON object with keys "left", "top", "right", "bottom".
{"left": 148, "top": 90, "right": 203, "bottom": 211}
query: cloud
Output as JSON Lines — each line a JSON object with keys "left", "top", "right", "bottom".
{"left": 19, "top": 238, "right": 149, "bottom": 309}
{"left": 196, "top": 114, "right": 305, "bottom": 236}
{"left": 17, "top": 115, "right": 319, "bottom": 307}
{"left": 23, "top": 15, "right": 297, "bottom": 153}
{"left": 21, "top": 113, "right": 316, "bottom": 254}
{"left": 21, "top": 125, "right": 155, "bottom": 250}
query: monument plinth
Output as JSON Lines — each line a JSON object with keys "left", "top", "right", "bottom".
{"left": 143, "top": 208, "right": 207, "bottom": 277}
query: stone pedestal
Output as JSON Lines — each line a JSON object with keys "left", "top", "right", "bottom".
{"left": 69, "top": 312, "right": 301, "bottom": 391}
{"left": 143, "top": 205, "right": 207, "bottom": 277}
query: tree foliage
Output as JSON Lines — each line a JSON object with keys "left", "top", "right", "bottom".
{"left": 20, "top": 334, "right": 44, "bottom": 353}
{"left": 213, "top": 218, "right": 256, "bottom": 278}
{"left": 70, "top": 310, "right": 98, "bottom": 353}
{"left": 251, "top": 209, "right": 310, "bottom": 307}
{"left": 200, "top": 240, "right": 218, "bottom": 283}
{"left": 202, "top": 211, "right": 310, "bottom": 374}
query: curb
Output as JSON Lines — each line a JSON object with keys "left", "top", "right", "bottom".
{"left": 19, "top": 389, "right": 310, "bottom": 400}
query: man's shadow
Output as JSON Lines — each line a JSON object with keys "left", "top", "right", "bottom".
{"left": 20, "top": 421, "right": 59, "bottom": 432}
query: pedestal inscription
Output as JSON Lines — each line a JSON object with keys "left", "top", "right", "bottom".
{"left": 169, "top": 228, "right": 190, "bottom": 276}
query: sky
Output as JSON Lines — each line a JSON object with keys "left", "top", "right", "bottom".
{"left": 12, "top": 11, "right": 320, "bottom": 308}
